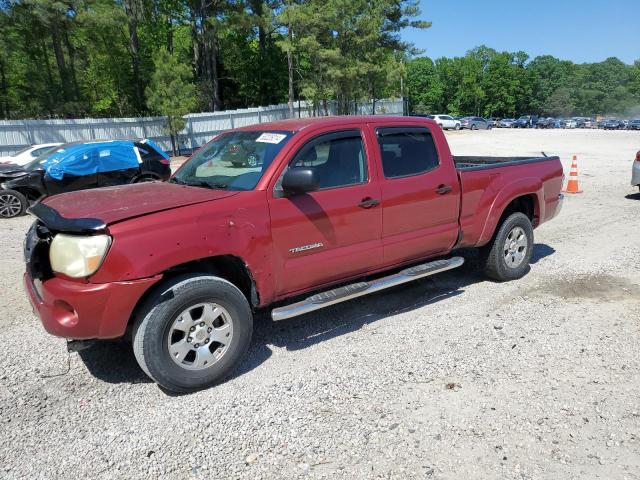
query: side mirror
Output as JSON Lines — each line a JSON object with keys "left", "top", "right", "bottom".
{"left": 281, "top": 167, "right": 319, "bottom": 195}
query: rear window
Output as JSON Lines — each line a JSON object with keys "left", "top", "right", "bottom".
{"left": 377, "top": 127, "right": 439, "bottom": 178}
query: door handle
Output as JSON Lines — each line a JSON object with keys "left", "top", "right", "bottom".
{"left": 435, "top": 184, "right": 452, "bottom": 195}
{"left": 358, "top": 197, "right": 380, "bottom": 208}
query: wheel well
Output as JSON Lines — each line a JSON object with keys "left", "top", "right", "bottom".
{"left": 499, "top": 194, "right": 537, "bottom": 226}
{"left": 133, "top": 173, "right": 161, "bottom": 182}
{"left": 160, "top": 255, "right": 258, "bottom": 307}
{"left": 13, "top": 188, "right": 42, "bottom": 203}
{"left": 126, "top": 255, "right": 258, "bottom": 335}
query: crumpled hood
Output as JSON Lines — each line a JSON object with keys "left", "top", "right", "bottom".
{"left": 42, "top": 181, "right": 238, "bottom": 226}
{"left": 0, "top": 163, "right": 27, "bottom": 177}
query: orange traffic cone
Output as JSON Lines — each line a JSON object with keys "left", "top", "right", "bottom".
{"left": 563, "top": 155, "right": 583, "bottom": 194}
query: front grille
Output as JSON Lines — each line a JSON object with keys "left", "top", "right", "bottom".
{"left": 24, "top": 221, "right": 53, "bottom": 281}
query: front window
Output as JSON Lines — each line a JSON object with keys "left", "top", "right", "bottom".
{"left": 172, "top": 130, "right": 293, "bottom": 191}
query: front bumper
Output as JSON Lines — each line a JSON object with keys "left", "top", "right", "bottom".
{"left": 24, "top": 273, "right": 161, "bottom": 339}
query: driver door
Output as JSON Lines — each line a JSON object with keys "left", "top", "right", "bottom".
{"left": 268, "top": 129, "right": 383, "bottom": 297}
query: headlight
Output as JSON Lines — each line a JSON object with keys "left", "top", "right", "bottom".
{"left": 49, "top": 234, "right": 111, "bottom": 278}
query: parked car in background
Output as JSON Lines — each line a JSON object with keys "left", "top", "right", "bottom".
{"left": 583, "top": 118, "right": 596, "bottom": 129}
{"left": 431, "top": 114, "right": 462, "bottom": 130}
{"left": 628, "top": 119, "right": 640, "bottom": 131}
{"left": 621, "top": 120, "right": 630, "bottom": 130}
{"left": 632, "top": 150, "right": 640, "bottom": 191}
{"left": 603, "top": 119, "right": 625, "bottom": 130}
{"left": 573, "top": 117, "right": 586, "bottom": 128}
{"left": 498, "top": 118, "right": 517, "bottom": 128}
{"left": 23, "top": 115, "right": 564, "bottom": 392}
{"left": 0, "top": 143, "right": 62, "bottom": 166}
{"left": 536, "top": 117, "right": 555, "bottom": 129}
{"left": 514, "top": 115, "right": 538, "bottom": 128}
{"left": 487, "top": 118, "right": 500, "bottom": 128}
{"left": 460, "top": 116, "right": 492, "bottom": 130}
{"left": 562, "top": 118, "right": 578, "bottom": 129}
{"left": 0, "top": 139, "right": 170, "bottom": 218}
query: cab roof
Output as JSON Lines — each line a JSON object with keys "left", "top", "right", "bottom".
{"left": 233, "top": 115, "right": 435, "bottom": 133}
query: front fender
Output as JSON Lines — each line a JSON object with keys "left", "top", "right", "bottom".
{"left": 90, "top": 192, "right": 275, "bottom": 303}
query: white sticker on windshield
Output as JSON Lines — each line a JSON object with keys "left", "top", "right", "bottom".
{"left": 256, "top": 133, "right": 287, "bottom": 144}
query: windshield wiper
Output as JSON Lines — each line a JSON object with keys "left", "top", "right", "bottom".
{"left": 171, "top": 177, "right": 228, "bottom": 189}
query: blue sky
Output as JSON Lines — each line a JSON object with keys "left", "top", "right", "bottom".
{"left": 402, "top": 0, "right": 640, "bottom": 64}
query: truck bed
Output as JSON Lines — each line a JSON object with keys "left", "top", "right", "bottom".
{"left": 454, "top": 155, "right": 557, "bottom": 171}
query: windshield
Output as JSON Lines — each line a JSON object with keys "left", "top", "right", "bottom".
{"left": 22, "top": 145, "right": 64, "bottom": 171}
{"left": 172, "top": 130, "right": 293, "bottom": 191}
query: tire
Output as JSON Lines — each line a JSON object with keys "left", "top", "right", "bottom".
{"left": 133, "top": 175, "right": 158, "bottom": 183}
{"left": 132, "top": 274, "right": 253, "bottom": 393}
{"left": 471, "top": 124, "right": 478, "bottom": 131}
{"left": 480, "top": 212, "right": 533, "bottom": 281}
{"left": 0, "top": 189, "right": 28, "bottom": 218}
{"left": 455, "top": 124, "right": 461, "bottom": 131}
{"left": 247, "top": 154, "right": 259, "bottom": 168}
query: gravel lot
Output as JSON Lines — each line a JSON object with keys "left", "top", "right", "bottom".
{"left": 1, "top": 129, "right": 639, "bottom": 479}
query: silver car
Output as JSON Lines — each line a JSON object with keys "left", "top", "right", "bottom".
{"left": 632, "top": 150, "right": 640, "bottom": 190}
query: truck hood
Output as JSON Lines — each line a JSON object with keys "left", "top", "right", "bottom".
{"left": 41, "top": 181, "right": 238, "bottom": 227}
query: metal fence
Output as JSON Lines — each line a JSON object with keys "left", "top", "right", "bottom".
{"left": 0, "top": 98, "right": 405, "bottom": 156}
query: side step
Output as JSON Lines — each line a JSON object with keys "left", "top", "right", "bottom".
{"left": 271, "top": 256, "right": 464, "bottom": 321}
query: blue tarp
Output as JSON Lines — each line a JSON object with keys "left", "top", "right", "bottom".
{"left": 43, "top": 141, "right": 141, "bottom": 180}
{"left": 140, "top": 139, "right": 170, "bottom": 161}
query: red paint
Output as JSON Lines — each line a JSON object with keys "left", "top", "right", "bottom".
{"left": 27, "top": 116, "right": 563, "bottom": 340}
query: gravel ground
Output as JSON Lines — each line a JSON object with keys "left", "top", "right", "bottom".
{"left": 1, "top": 129, "right": 639, "bottom": 479}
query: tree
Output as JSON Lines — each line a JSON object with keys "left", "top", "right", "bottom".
{"left": 146, "top": 49, "right": 197, "bottom": 155}
{"left": 406, "top": 57, "right": 443, "bottom": 113}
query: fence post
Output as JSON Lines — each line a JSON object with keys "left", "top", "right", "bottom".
{"left": 188, "top": 116, "right": 195, "bottom": 151}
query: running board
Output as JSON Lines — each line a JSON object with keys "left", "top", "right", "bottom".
{"left": 271, "top": 256, "right": 464, "bottom": 321}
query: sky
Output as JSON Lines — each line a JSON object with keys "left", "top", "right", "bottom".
{"left": 402, "top": 0, "right": 640, "bottom": 64}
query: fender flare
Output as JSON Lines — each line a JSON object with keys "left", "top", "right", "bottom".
{"left": 478, "top": 176, "right": 543, "bottom": 245}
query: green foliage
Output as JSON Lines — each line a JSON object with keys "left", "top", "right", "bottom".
{"left": 408, "top": 47, "right": 640, "bottom": 117}
{"left": 146, "top": 49, "right": 196, "bottom": 153}
{"left": 1, "top": 0, "right": 428, "bottom": 118}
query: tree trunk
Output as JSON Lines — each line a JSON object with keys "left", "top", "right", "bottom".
{"left": 0, "top": 57, "right": 8, "bottom": 118}
{"left": 50, "top": 19, "right": 71, "bottom": 102}
{"left": 39, "top": 40, "right": 55, "bottom": 115}
{"left": 62, "top": 27, "right": 80, "bottom": 101}
{"left": 287, "top": 29, "right": 294, "bottom": 117}
{"left": 124, "top": 0, "right": 143, "bottom": 111}
{"left": 210, "top": 38, "right": 221, "bottom": 110}
{"left": 249, "top": 0, "right": 266, "bottom": 104}
{"left": 167, "top": 15, "right": 174, "bottom": 54}
{"left": 189, "top": 4, "right": 200, "bottom": 76}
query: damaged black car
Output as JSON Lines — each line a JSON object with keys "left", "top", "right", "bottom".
{"left": 0, "top": 139, "right": 171, "bottom": 218}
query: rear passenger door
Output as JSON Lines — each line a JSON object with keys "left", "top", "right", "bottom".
{"left": 372, "top": 125, "right": 460, "bottom": 266}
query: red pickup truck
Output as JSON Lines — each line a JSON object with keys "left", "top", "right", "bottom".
{"left": 24, "top": 116, "right": 564, "bottom": 392}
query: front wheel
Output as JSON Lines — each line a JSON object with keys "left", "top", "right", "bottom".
{"left": 455, "top": 124, "right": 461, "bottom": 130}
{"left": 0, "top": 189, "right": 28, "bottom": 218}
{"left": 133, "top": 274, "right": 253, "bottom": 392}
{"left": 481, "top": 212, "right": 533, "bottom": 281}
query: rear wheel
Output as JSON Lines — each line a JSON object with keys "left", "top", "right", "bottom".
{"left": 471, "top": 124, "right": 478, "bottom": 130}
{"left": 134, "top": 174, "right": 158, "bottom": 183}
{"left": 0, "top": 189, "right": 27, "bottom": 218}
{"left": 132, "top": 274, "right": 253, "bottom": 392}
{"left": 455, "top": 124, "right": 461, "bottom": 130}
{"left": 481, "top": 212, "right": 533, "bottom": 281}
